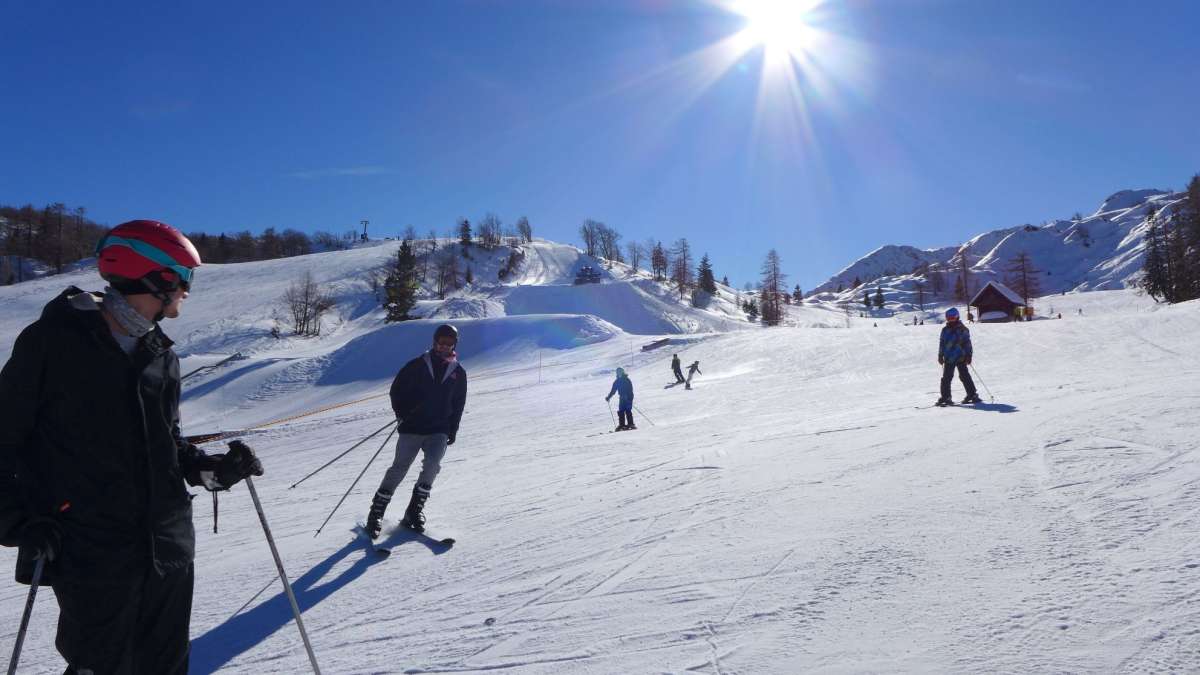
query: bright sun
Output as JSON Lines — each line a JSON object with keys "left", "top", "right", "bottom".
{"left": 734, "top": 0, "right": 819, "bottom": 61}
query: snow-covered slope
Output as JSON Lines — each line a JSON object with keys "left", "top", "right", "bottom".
{"left": 3, "top": 283, "right": 1197, "bottom": 673}
{"left": 810, "top": 188, "right": 1187, "bottom": 309}
{"left": 3, "top": 232, "right": 1199, "bottom": 673}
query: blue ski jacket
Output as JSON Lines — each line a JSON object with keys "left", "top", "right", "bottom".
{"left": 606, "top": 376, "right": 634, "bottom": 408}
{"left": 939, "top": 322, "right": 973, "bottom": 365}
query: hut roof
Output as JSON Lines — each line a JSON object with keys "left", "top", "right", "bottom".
{"left": 970, "top": 280, "right": 1025, "bottom": 307}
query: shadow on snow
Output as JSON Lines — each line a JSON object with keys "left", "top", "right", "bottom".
{"left": 189, "top": 525, "right": 444, "bottom": 673}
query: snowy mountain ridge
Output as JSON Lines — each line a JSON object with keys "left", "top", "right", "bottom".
{"left": 810, "top": 187, "right": 1184, "bottom": 305}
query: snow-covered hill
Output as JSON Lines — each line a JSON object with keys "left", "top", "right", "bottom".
{"left": 2, "top": 235, "right": 1199, "bottom": 673}
{"left": 810, "top": 188, "right": 1188, "bottom": 311}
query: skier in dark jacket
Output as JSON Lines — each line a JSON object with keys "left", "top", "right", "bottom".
{"left": 937, "top": 307, "right": 980, "bottom": 405}
{"left": 367, "top": 323, "right": 468, "bottom": 537}
{"left": 605, "top": 368, "right": 635, "bottom": 431}
{"left": 671, "top": 354, "right": 684, "bottom": 383}
{"left": 0, "top": 220, "right": 263, "bottom": 674}
{"left": 685, "top": 361, "right": 702, "bottom": 390}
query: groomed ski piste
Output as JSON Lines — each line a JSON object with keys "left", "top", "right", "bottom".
{"left": 2, "top": 238, "right": 1198, "bottom": 673}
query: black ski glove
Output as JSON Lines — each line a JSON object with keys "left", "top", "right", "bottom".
{"left": 218, "top": 440, "right": 264, "bottom": 487}
{"left": 938, "top": 356, "right": 945, "bottom": 365}
{"left": 447, "top": 433, "right": 456, "bottom": 446}
{"left": 21, "top": 516, "right": 62, "bottom": 562}
{"left": 190, "top": 440, "right": 264, "bottom": 491}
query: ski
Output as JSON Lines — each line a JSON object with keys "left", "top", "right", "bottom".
{"left": 356, "top": 521, "right": 454, "bottom": 556}
{"left": 585, "top": 428, "right": 638, "bottom": 438}
{"left": 388, "top": 524, "right": 455, "bottom": 552}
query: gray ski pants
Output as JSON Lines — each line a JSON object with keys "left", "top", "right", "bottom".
{"left": 376, "top": 432, "right": 448, "bottom": 495}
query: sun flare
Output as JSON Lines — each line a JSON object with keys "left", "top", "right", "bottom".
{"left": 734, "top": 0, "right": 821, "bottom": 61}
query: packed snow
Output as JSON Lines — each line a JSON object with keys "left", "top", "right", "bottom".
{"left": 2, "top": 238, "right": 1198, "bottom": 673}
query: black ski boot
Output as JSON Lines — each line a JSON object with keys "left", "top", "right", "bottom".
{"left": 366, "top": 489, "right": 392, "bottom": 539}
{"left": 401, "top": 482, "right": 431, "bottom": 533}
{"left": 962, "top": 393, "right": 982, "bottom": 404}
{"left": 935, "top": 397, "right": 953, "bottom": 407}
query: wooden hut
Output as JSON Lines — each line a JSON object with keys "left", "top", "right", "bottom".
{"left": 969, "top": 281, "right": 1025, "bottom": 323}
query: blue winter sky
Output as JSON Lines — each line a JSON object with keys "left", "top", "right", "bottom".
{"left": 3, "top": 0, "right": 1198, "bottom": 289}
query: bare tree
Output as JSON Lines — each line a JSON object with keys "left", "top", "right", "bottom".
{"left": 1006, "top": 251, "right": 1042, "bottom": 304}
{"left": 282, "top": 270, "right": 336, "bottom": 336}
{"left": 597, "top": 222, "right": 623, "bottom": 263}
{"left": 435, "top": 249, "right": 460, "bottom": 299}
{"left": 670, "top": 238, "right": 694, "bottom": 300}
{"left": 651, "top": 241, "right": 669, "bottom": 281}
{"left": 626, "top": 240, "right": 644, "bottom": 272}
{"left": 759, "top": 249, "right": 787, "bottom": 326}
{"left": 516, "top": 216, "right": 533, "bottom": 243}
{"left": 477, "top": 212, "right": 502, "bottom": 248}
{"left": 579, "top": 219, "right": 601, "bottom": 257}
{"left": 955, "top": 244, "right": 972, "bottom": 302}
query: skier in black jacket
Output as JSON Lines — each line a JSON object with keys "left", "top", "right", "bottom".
{"left": 0, "top": 220, "right": 263, "bottom": 674}
{"left": 671, "top": 354, "right": 684, "bottom": 383}
{"left": 366, "top": 323, "right": 468, "bottom": 537}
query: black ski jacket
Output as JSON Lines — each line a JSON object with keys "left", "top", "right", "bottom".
{"left": 390, "top": 351, "right": 468, "bottom": 438}
{"left": 0, "top": 288, "right": 210, "bottom": 584}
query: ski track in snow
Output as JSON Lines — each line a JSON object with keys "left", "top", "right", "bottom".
{"left": 2, "top": 260, "right": 1199, "bottom": 673}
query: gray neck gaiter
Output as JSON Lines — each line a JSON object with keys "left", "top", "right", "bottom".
{"left": 102, "top": 287, "right": 156, "bottom": 338}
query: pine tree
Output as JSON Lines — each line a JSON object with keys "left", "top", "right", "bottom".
{"left": 793, "top": 284, "right": 803, "bottom": 303}
{"left": 722, "top": 275, "right": 730, "bottom": 287}
{"left": 746, "top": 298, "right": 759, "bottom": 322}
{"left": 383, "top": 240, "right": 419, "bottom": 322}
{"left": 862, "top": 291, "right": 871, "bottom": 309}
{"left": 697, "top": 254, "right": 717, "bottom": 294}
{"left": 873, "top": 287, "right": 884, "bottom": 308}
{"left": 458, "top": 218, "right": 472, "bottom": 252}
{"left": 465, "top": 266, "right": 474, "bottom": 285}
{"left": 1140, "top": 213, "right": 1169, "bottom": 301}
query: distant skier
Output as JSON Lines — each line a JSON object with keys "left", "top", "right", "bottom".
{"left": 671, "top": 353, "right": 684, "bottom": 383}
{"left": 366, "top": 323, "right": 468, "bottom": 538}
{"left": 937, "top": 307, "right": 980, "bottom": 406}
{"left": 605, "top": 367, "right": 635, "bottom": 431}
{"left": 685, "top": 361, "right": 702, "bottom": 390}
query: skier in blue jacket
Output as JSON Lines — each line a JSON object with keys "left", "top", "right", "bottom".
{"left": 605, "top": 368, "right": 636, "bottom": 431}
{"left": 937, "top": 307, "right": 980, "bottom": 405}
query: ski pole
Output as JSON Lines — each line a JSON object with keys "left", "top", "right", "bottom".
{"left": 290, "top": 419, "right": 397, "bottom": 489}
{"left": 314, "top": 426, "right": 397, "bottom": 537}
{"left": 969, "top": 363, "right": 994, "bottom": 402}
{"left": 606, "top": 399, "right": 616, "bottom": 426}
{"left": 7, "top": 557, "right": 45, "bottom": 675}
{"left": 632, "top": 404, "right": 656, "bottom": 426}
{"left": 245, "top": 476, "right": 322, "bottom": 675}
